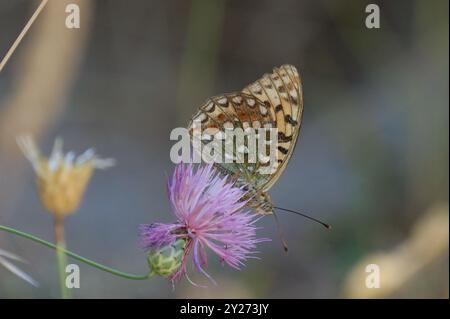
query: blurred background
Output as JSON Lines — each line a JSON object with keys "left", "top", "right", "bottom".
{"left": 0, "top": 0, "right": 448, "bottom": 298}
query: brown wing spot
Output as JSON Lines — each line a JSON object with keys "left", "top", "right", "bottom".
{"left": 217, "top": 113, "right": 226, "bottom": 121}
{"left": 289, "top": 95, "right": 298, "bottom": 105}
{"left": 278, "top": 146, "right": 289, "bottom": 155}
{"left": 259, "top": 161, "right": 270, "bottom": 167}
{"left": 238, "top": 111, "right": 250, "bottom": 122}
{"left": 261, "top": 77, "right": 273, "bottom": 89}
{"left": 285, "top": 115, "right": 298, "bottom": 126}
{"left": 278, "top": 132, "right": 293, "bottom": 142}
{"left": 275, "top": 105, "right": 283, "bottom": 113}
{"left": 249, "top": 113, "right": 259, "bottom": 121}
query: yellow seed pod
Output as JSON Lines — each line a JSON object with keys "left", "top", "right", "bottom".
{"left": 18, "top": 136, "right": 114, "bottom": 217}
{"left": 36, "top": 160, "right": 95, "bottom": 216}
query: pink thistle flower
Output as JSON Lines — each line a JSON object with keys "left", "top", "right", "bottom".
{"left": 139, "top": 163, "right": 268, "bottom": 285}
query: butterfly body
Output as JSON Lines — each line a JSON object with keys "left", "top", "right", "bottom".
{"left": 188, "top": 65, "right": 303, "bottom": 215}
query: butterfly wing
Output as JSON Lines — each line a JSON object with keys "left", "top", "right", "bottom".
{"left": 188, "top": 92, "right": 276, "bottom": 188}
{"left": 242, "top": 64, "right": 303, "bottom": 192}
{"left": 187, "top": 65, "right": 303, "bottom": 214}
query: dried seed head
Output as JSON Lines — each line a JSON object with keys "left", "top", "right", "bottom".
{"left": 17, "top": 136, "right": 114, "bottom": 217}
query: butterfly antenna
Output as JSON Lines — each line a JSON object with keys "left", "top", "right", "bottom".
{"left": 273, "top": 206, "right": 331, "bottom": 230}
{"left": 272, "top": 211, "right": 289, "bottom": 253}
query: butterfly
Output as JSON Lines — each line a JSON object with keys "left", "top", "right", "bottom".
{"left": 188, "top": 65, "right": 303, "bottom": 216}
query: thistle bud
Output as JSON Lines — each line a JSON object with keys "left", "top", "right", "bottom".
{"left": 147, "top": 238, "right": 186, "bottom": 277}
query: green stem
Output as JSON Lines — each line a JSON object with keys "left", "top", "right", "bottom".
{"left": 56, "top": 245, "right": 70, "bottom": 298}
{"left": 0, "top": 225, "right": 153, "bottom": 281}
{"left": 54, "top": 216, "right": 71, "bottom": 299}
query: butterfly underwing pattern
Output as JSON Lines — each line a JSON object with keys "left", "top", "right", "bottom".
{"left": 188, "top": 65, "right": 304, "bottom": 215}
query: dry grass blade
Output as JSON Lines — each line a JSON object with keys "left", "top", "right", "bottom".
{"left": 0, "top": 0, "right": 49, "bottom": 73}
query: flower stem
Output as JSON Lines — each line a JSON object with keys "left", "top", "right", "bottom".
{"left": 0, "top": 225, "right": 153, "bottom": 281}
{"left": 54, "top": 216, "right": 71, "bottom": 299}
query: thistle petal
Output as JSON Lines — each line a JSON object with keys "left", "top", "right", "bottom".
{"left": 140, "top": 163, "right": 269, "bottom": 285}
